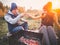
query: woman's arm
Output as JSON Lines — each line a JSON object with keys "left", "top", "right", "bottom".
{"left": 54, "top": 13, "right": 60, "bottom": 28}
{"left": 26, "top": 13, "right": 45, "bottom": 20}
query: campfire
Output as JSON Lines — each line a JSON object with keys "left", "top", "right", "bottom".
{"left": 19, "top": 36, "right": 40, "bottom": 45}
{"left": 8, "top": 30, "right": 43, "bottom": 45}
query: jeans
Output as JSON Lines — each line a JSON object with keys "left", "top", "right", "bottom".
{"left": 39, "top": 25, "right": 57, "bottom": 45}
{"left": 12, "top": 22, "right": 28, "bottom": 33}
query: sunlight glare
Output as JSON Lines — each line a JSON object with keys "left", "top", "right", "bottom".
{"left": 52, "top": 0, "right": 60, "bottom": 9}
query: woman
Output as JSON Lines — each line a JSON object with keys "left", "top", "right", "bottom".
{"left": 27, "top": 2, "right": 60, "bottom": 45}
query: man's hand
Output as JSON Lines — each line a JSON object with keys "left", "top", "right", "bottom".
{"left": 23, "top": 13, "right": 31, "bottom": 17}
{"left": 19, "top": 13, "right": 27, "bottom": 17}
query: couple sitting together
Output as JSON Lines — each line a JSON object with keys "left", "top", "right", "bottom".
{"left": 4, "top": 2, "right": 60, "bottom": 45}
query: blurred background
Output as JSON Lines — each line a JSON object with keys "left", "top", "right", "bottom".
{"left": 0, "top": 0, "right": 60, "bottom": 45}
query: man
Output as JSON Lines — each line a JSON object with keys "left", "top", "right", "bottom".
{"left": 4, "top": 3, "right": 28, "bottom": 33}
{"left": 26, "top": 2, "right": 60, "bottom": 45}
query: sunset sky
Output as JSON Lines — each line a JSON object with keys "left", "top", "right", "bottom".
{"left": 0, "top": 0, "right": 60, "bottom": 10}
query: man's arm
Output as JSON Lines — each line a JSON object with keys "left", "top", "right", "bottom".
{"left": 4, "top": 13, "right": 25, "bottom": 24}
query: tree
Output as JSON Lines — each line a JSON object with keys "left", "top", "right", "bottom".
{"left": 0, "top": 1, "right": 4, "bottom": 11}
{"left": 18, "top": 7, "right": 25, "bottom": 13}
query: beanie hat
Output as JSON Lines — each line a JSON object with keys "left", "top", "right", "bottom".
{"left": 43, "top": 2, "right": 52, "bottom": 11}
{"left": 10, "top": 3, "right": 17, "bottom": 11}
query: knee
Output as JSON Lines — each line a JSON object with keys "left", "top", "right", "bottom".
{"left": 19, "top": 26, "right": 24, "bottom": 30}
{"left": 40, "top": 25, "right": 46, "bottom": 31}
{"left": 40, "top": 26, "right": 47, "bottom": 33}
{"left": 43, "top": 25, "right": 46, "bottom": 28}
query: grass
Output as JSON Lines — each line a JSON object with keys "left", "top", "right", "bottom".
{"left": 0, "top": 18, "right": 8, "bottom": 45}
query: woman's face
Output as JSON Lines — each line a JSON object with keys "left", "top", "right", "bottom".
{"left": 43, "top": 9, "right": 47, "bottom": 13}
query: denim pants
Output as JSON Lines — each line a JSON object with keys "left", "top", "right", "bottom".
{"left": 12, "top": 22, "right": 28, "bottom": 33}
{"left": 39, "top": 25, "right": 57, "bottom": 45}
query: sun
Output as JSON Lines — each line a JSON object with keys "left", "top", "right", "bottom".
{"left": 52, "top": 0, "right": 60, "bottom": 9}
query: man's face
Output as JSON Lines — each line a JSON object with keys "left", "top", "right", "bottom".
{"left": 12, "top": 8, "right": 18, "bottom": 15}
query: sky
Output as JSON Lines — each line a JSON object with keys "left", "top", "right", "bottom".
{"left": 0, "top": 0, "right": 60, "bottom": 10}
